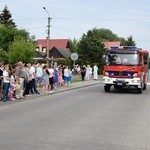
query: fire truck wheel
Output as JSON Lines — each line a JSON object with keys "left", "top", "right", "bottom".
{"left": 137, "top": 88, "right": 142, "bottom": 94}
{"left": 104, "top": 85, "right": 111, "bottom": 92}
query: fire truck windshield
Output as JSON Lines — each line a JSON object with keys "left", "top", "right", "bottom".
{"left": 106, "top": 53, "right": 139, "bottom": 66}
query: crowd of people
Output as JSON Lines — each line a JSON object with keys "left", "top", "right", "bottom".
{"left": 72, "top": 64, "right": 98, "bottom": 81}
{"left": 0, "top": 61, "right": 98, "bottom": 102}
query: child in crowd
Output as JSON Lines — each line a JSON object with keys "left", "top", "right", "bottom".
{"left": 9, "top": 70, "right": 16, "bottom": 101}
{"left": 58, "top": 69, "right": 64, "bottom": 86}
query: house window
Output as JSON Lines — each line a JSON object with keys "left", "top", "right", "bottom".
{"left": 43, "top": 48, "right": 46, "bottom": 53}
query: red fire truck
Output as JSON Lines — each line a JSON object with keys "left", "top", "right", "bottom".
{"left": 103, "top": 46, "right": 149, "bottom": 93}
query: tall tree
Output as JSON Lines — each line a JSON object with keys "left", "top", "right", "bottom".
{"left": 97, "top": 28, "right": 120, "bottom": 41}
{"left": 0, "top": 24, "right": 30, "bottom": 51}
{"left": 68, "top": 38, "right": 79, "bottom": 53}
{"left": 120, "top": 36, "right": 136, "bottom": 46}
{"left": 0, "top": 5, "right": 16, "bottom": 27}
{"left": 124, "top": 36, "right": 136, "bottom": 46}
{"left": 78, "top": 28, "right": 106, "bottom": 66}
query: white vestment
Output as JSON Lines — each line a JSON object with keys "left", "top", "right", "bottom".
{"left": 93, "top": 65, "right": 98, "bottom": 80}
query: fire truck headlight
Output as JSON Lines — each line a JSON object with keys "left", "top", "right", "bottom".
{"left": 103, "top": 78, "right": 111, "bottom": 82}
{"left": 132, "top": 79, "right": 140, "bottom": 83}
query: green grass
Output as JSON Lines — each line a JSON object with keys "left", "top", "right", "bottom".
{"left": 72, "top": 75, "right": 81, "bottom": 83}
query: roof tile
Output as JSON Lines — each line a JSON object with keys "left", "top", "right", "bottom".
{"left": 103, "top": 41, "right": 121, "bottom": 49}
{"left": 36, "top": 39, "right": 69, "bottom": 50}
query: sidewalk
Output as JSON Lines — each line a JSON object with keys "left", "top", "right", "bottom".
{"left": 0, "top": 75, "right": 103, "bottom": 104}
{"left": 32, "top": 75, "right": 103, "bottom": 97}
{"left": 51, "top": 78, "right": 102, "bottom": 94}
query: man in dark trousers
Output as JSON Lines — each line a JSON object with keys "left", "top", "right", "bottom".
{"left": 80, "top": 65, "right": 86, "bottom": 81}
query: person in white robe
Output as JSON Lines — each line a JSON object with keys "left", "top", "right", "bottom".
{"left": 93, "top": 64, "right": 98, "bottom": 80}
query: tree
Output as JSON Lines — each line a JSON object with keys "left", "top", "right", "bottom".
{"left": 97, "top": 29, "right": 136, "bottom": 47}
{"left": 0, "top": 24, "right": 30, "bottom": 51}
{"left": 0, "top": 6, "right": 34, "bottom": 52}
{"left": 97, "top": 28, "right": 120, "bottom": 41}
{"left": 68, "top": 38, "right": 79, "bottom": 53}
{"left": 8, "top": 37, "right": 35, "bottom": 64}
{"left": 0, "top": 48, "right": 8, "bottom": 62}
{"left": 0, "top": 5, "right": 16, "bottom": 27}
{"left": 123, "top": 36, "right": 136, "bottom": 46}
{"left": 78, "top": 28, "right": 106, "bottom": 67}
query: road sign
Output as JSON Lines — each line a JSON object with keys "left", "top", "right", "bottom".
{"left": 71, "top": 53, "right": 78, "bottom": 61}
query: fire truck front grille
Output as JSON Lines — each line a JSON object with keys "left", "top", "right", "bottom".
{"left": 108, "top": 71, "right": 136, "bottom": 78}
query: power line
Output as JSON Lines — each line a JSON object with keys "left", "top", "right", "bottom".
{"left": 23, "top": 24, "right": 150, "bottom": 32}
{"left": 26, "top": 26, "right": 45, "bottom": 29}
{"left": 14, "top": 17, "right": 150, "bottom": 22}
{"left": 53, "top": 17, "right": 150, "bottom": 21}
{"left": 14, "top": 18, "right": 46, "bottom": 22}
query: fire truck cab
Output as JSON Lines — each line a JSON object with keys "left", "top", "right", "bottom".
{"left": 103, "top": 46, "right": 149, "bottom": 94}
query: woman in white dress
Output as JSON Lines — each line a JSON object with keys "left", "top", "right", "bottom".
{"left": 85, "top": 65, "right": 90, "bottom": 80}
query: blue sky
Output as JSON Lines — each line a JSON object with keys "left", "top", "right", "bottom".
{"left": 1, "top": 0, "right": 150, "bottom": 51}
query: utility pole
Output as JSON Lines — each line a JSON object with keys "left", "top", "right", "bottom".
{"left": 43, "top": 7, "right": 51, "bottom": 66}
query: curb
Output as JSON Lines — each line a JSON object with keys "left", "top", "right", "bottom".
{"left": 26, "top": 80, "right": 102, "bottom": 99}
{"left": 0, "top": 80, "right": 103, "bottom": 105}
{"left": 54, "top": 81, "right": 102, "bottom": 94}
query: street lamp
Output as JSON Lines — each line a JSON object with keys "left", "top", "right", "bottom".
{"left": 43, "top": 7, "right": 51, "bottom": 66}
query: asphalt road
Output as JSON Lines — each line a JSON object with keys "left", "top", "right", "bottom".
{"left": 0, "top": 84, "right": 150, "bottom": 150}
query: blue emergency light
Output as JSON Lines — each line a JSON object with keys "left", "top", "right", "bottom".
{"left": 110, "top": 46, "right": 140, "bottom": 51}
{"left": 123, "top": 46, "right": 142, "bottom": 51}
{"left": 110, "top": 46, "right": 119, "bottom": 50}
{"left": 123, "top": 46, "right": 137, "bottom": 50}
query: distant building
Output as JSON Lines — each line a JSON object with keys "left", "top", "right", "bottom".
{"left": 35, "top": 39, "right": 71, "bottom": 60}
{"left": 50, "top": 47, "right": 71, "bottom": 59}
{"left": 36, "top": 39, "right": 69, "bottom": 52}
{"left": 102, "top": 41, "right": 121, "bottom": 49}
{"left": 34, "top": 51, "right": 47, "bottom": 61}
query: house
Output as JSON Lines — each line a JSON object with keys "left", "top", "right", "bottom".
{"left": 36, "top": 39, "right": 69, "bottom": 52}
{"left": 35, "top": 39, "right": 71, "bottom": 60}
{"left": 34, "top": 51, "right": 47, "bottom": 60}
{"left": 102, "top": 41, "right": 121, "bottom": 49}
{"left": 49, "top": 47, "right": 71, "bottom": 59}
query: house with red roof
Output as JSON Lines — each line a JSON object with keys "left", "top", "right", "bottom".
{"left": 35, "top": 39, "right": 71, "bottom": 60}
{"left": 102, "top": 41, "right": 121, "bottom": 49}
{"left": 36, "top": 39, "right": 69, "bottom": 52}
{"left": 35, "top": 39, "right": 121, "bottom": 60}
